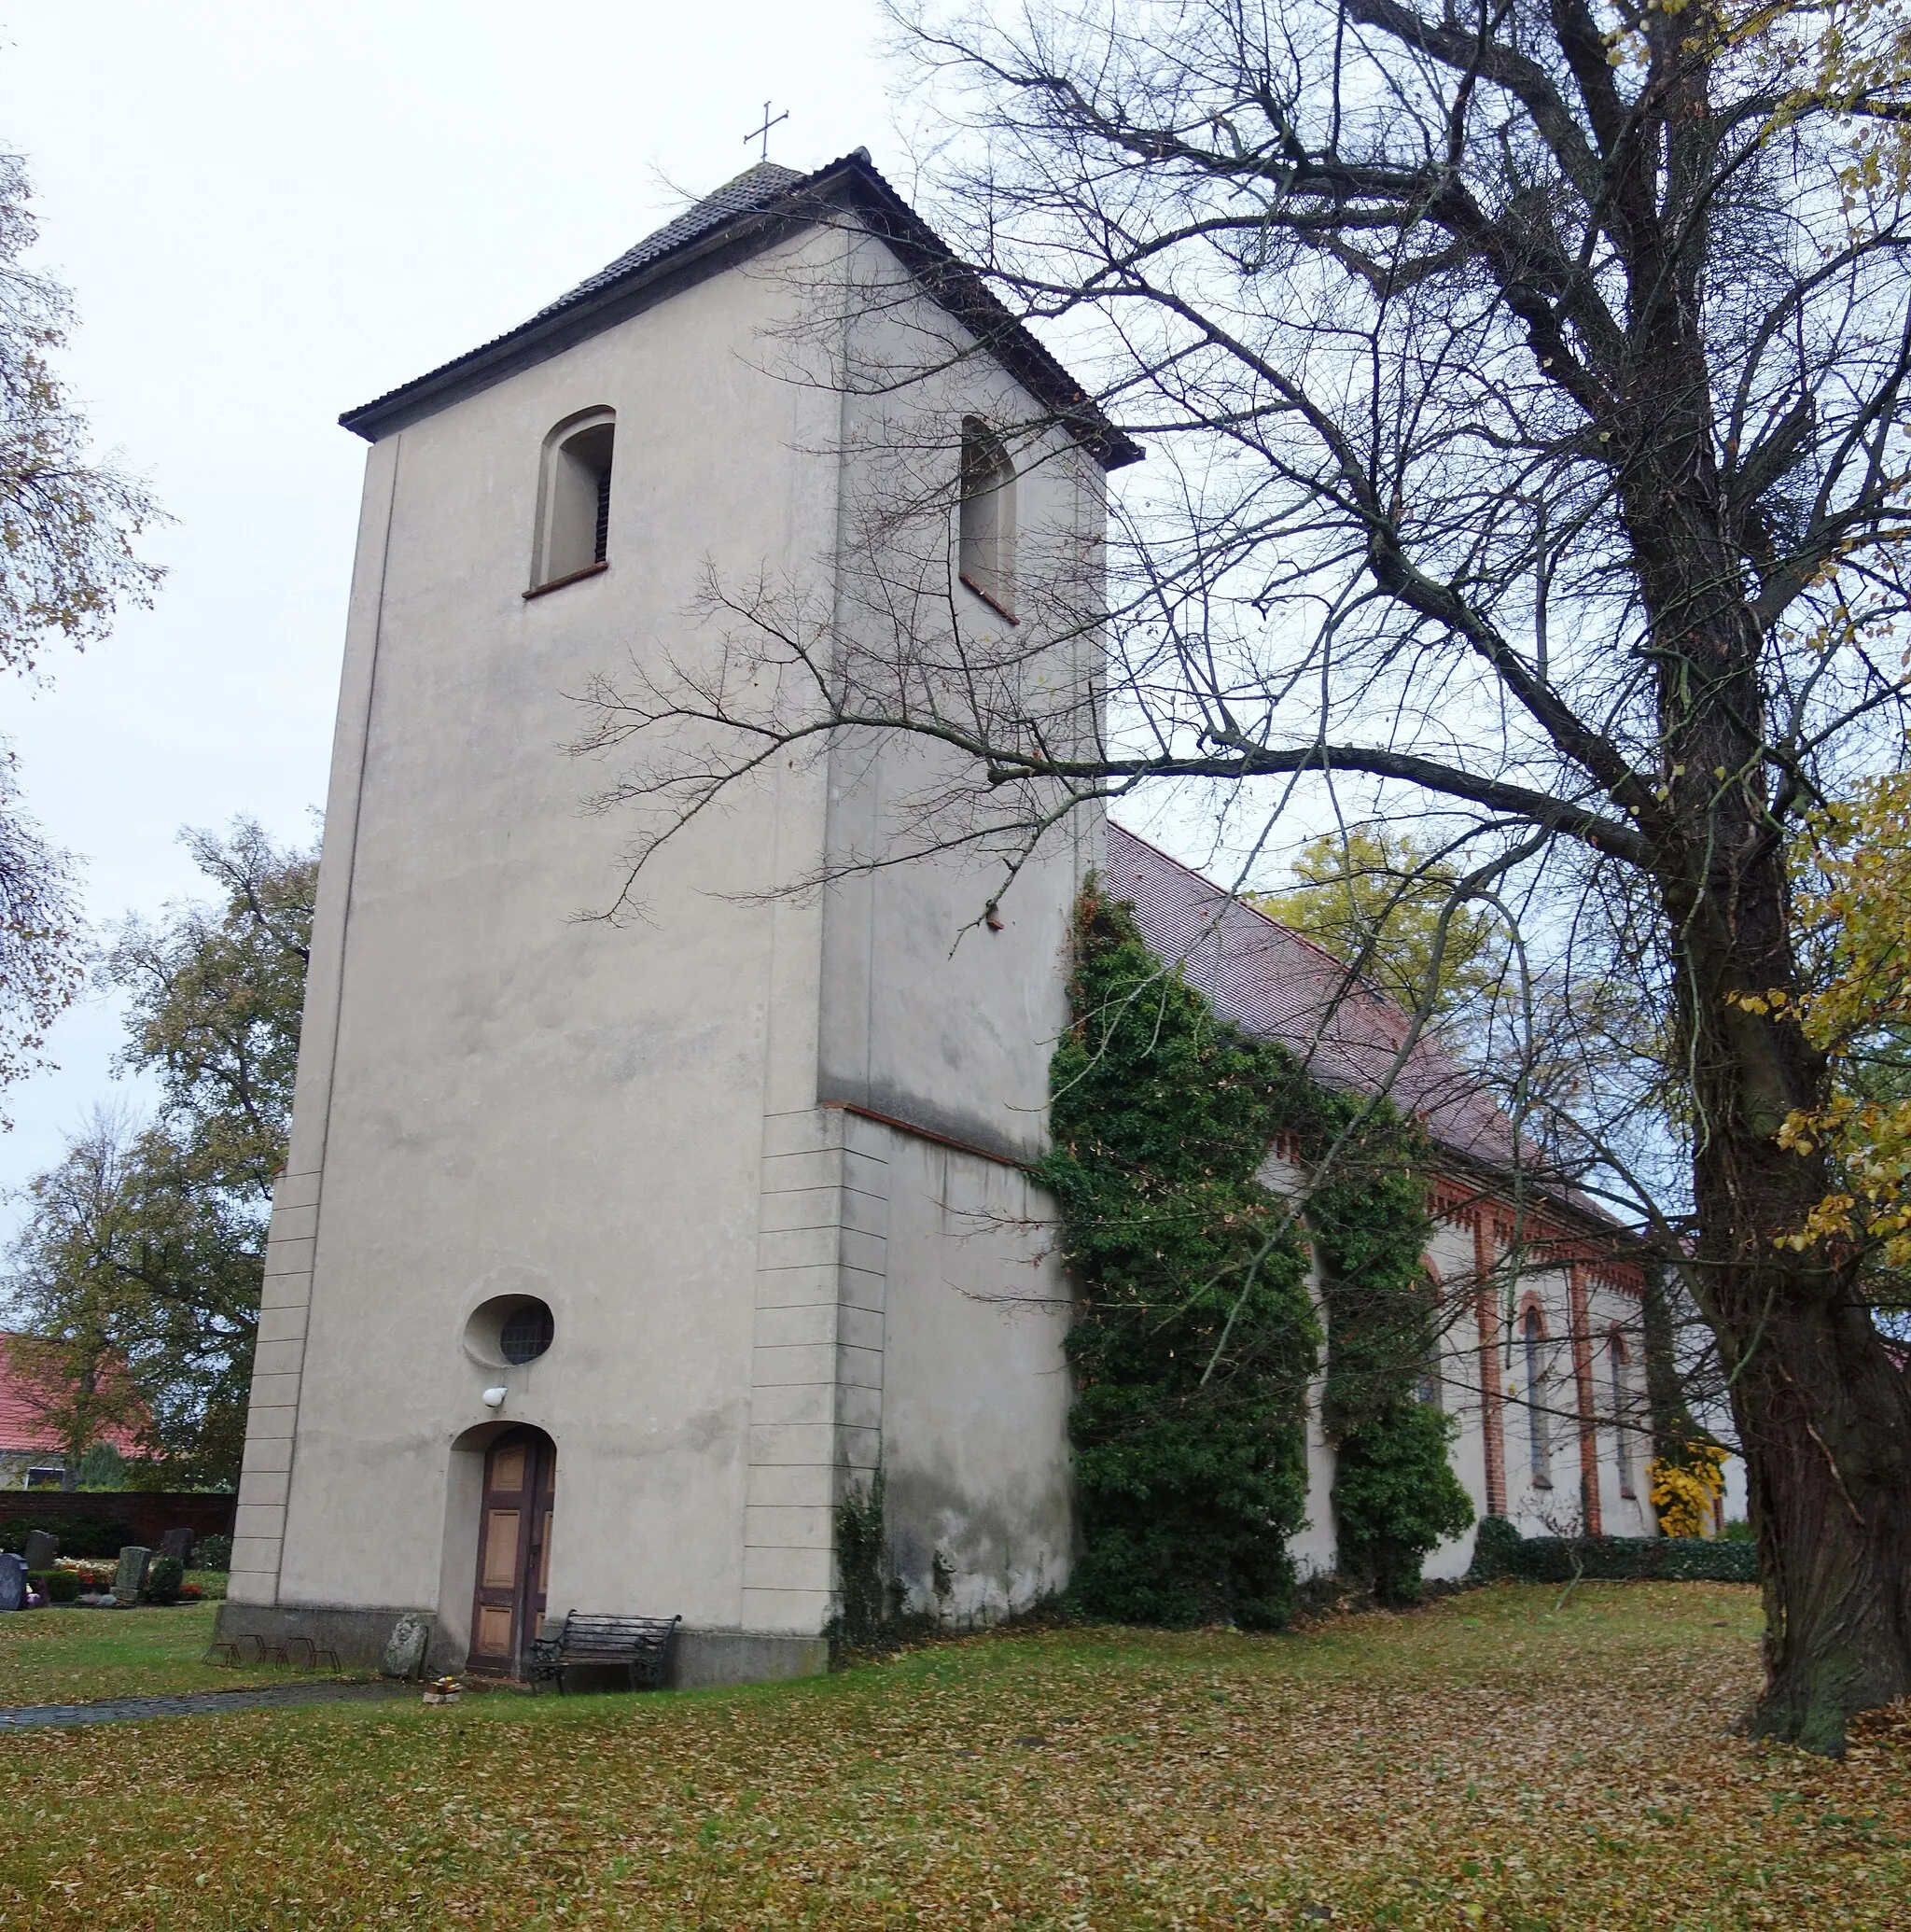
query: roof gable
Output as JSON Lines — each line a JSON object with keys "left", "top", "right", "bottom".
{"left": 341, "top": 152, "right": 1142, "bottom": 470}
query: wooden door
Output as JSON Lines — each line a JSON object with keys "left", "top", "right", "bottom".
{"left": 468, "top": 1429, "right": 555, "bottom": 1675}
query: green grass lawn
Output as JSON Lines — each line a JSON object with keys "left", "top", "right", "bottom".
{"left": 0, "top": 1601, "right": 349, "bottom": 1705}
{"left": 0, "top": 1583, "right": 1905, "bottom": 1929}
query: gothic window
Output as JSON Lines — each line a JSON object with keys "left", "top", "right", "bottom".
{"left": 1416, "top": 1345, "right": 1443, "bottom": 1409}
{"left": 1415, "top": 1265, "right": 1442, "bottom": 1407}
{"left": 1523, "top": 1306, "right": 1552, "bottom": 1488}
{"left": 1610, "top": 1330, "right": 1637, "bottom": 1499}
{"left": 532, "top": 410, "right": 615, "bottom": 591}
{"left": 957, "top": 416, "right": 1016, "bottom": 617}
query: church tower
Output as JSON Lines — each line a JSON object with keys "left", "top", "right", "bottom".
{"left": 217, "top": 154, "right": 1137, "bottom": 1681}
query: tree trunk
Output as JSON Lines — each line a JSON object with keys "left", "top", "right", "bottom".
{"left": 1622, "top": 319, "right": 1911, "bottom": 1747}
{"left": 1671, "top": 841, "right": 1911, "bottom": 1752}
{"left": 1667, "top": 740, "right": 1911, "bottom": 1754}
{"left": 1725, "top": 1267, "right": 1911, "bottom": 1753}
{"left": 1666, "top": 658, "right": 1911, "bottom": 1748}
{"left": 1680, "top": 934, "right": 1911, "bottom": 1747}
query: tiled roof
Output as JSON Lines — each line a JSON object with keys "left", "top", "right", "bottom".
{"left": 526, "top": 161, "right": 806, "bottom": 320}
{"left": 1108, "top": 825, "right": 1610, "bottom": 1225}
{"left": 342, "top": 151, "right": 1143, "bottom": 470}
{"left": 0, "top": 1333, "right": 144, "bottom": 1459}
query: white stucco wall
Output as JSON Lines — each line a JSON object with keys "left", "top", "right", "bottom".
{"left": 237, "top": 231, "right": 849, "bottom": 1635}
{"left": 229, "top": 212, "right": 1106, "bottom": 1661}
{"left": 877, "top": 1128, "right": 1076, "bottom": 1620}
{"left": 816, "top": 240, "right": 1108, "bottom": 1162}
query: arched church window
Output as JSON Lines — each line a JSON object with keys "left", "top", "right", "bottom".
{"left": 1416, "top": 1346, "right": 1443, "bottom": 1408}
{"left": 1415, "top": 1264, "right": 1442, "bottom": 1407}
{"left": 1523, "top": 1306, "right": 1552, "bottom": 1488}
{"left": 957, "top": 416, "right": 1016, "bottom": 618}
{"left": 1610, "top": 1329, "right": 1636, "bottom": 1499}
{"left": 531, "top": 409, "right": 615, "bottom": 592}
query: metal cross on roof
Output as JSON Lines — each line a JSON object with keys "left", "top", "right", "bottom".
{"left": 745, "top": 101, "right": 788, "bottom": 162}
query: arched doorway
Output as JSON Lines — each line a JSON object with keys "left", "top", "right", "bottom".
{"left": 467, "top": 1426, "right": 555, "bottom": 1675}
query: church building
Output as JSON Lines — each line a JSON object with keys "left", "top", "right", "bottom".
{"left": 217, "top": 153, "right": 1651, "bottom": 1682}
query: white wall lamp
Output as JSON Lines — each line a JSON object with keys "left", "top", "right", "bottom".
{"left": 481, "top": 1386, "right": 509, "bottom": 1409}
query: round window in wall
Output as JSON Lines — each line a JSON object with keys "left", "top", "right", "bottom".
{"left": 498, "top": 1299, "right": 555, "bottom": 1365}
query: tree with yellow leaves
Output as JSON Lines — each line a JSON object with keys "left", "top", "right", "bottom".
{"left": 1747, "top": 764, "right": 1911, "bottom": 1291}
{"left": 1252, "top": 826, "right": 1500, "bottom": 1029}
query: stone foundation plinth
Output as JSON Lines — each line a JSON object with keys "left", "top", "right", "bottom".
{"left": 211, "top": 1602, "right": 830, "bottom": 1688}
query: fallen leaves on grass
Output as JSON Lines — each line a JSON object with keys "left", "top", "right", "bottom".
{"left": 0, "top": 1603, "right": 335, "bottom": 1707}
{"left": 0, "top": 1584, "right": 1905, "bottom": 1929}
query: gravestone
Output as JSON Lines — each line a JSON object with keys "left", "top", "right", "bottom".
{"left": 112, "top": 1545, "right": 152, "bottom": 1604}
{"left": 380, "top": 1613, "right": 431, "bottom": 1680}
{"left": 21, "top": 1528, "right": 57, "bottom": 1573}
{"left": 159, "top": 1526, "right": 195, "bottom": 1566}
{"left": 0, "top": 1552, "right": 25, "bottom": 1612}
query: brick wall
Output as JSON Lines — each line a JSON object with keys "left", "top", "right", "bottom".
{"left": 0, "top": 1490, "right": 235, "bottom": 1547}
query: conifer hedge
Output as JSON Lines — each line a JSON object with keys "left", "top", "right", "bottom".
{"left": 1470, "top": 1516, "right": 1757, "bottom": 1584}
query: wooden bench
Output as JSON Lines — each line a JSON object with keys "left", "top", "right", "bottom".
{"left": 526, "top": 1612, "right": 679, "bottom": 1694}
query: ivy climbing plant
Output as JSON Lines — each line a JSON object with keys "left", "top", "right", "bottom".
{"left": 1311, "top": 1139, "right": 1475, "bottom": 1604}
{"left": 1038, "top": 878, "right": 1473, "bottom": 1626}
{"left": 1035, "top": 883, "right": 1319, "bottom": 1629}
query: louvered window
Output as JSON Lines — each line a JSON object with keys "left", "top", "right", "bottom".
{"left": 532, "top": 410, "right": 616, "bottom": 590}
{"left": 957, "top": 417, "right": 1016, "bottom": 617}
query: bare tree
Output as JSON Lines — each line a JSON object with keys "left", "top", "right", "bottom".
{"left": 0, "top": 146, "right": 163, "bottom": 1098}
{"left": 0, "top": 754, "right": 81, "bottom": 1110}
{"left": 580, "top": 1, "right": 1911, "bottom": 1748}
{"left": 0, "top": 148, "right": 161, "bottom": 675}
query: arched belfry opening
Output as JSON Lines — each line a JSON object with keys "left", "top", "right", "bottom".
{"left": 533, "top": 409, "right": 615, "bottom": 589}
{"left": 957, "top": 415, "right": 1016, "bottom": 616}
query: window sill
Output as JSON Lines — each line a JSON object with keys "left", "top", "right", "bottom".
{"left": 524, "top": 560, "right": 608, "bottom": 600}
{"left": 958, "top": 574, "right": 1019, "bottom": 625}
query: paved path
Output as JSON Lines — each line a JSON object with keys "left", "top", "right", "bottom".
{"left": 0, "top": 1680, "right": 414, "bottom": 1730}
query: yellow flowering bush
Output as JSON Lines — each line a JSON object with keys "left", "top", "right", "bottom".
{"left": 1649, "top": 1442, "right": 1727, "bottom": 1539}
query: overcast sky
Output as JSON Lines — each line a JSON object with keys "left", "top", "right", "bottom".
{"left": 0, "top": 1, "right": 903, "bottom": 1205}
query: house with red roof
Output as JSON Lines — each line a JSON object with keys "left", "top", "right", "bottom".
{"left": 0, "top": 1333, "right": 145, "bottom": 1490}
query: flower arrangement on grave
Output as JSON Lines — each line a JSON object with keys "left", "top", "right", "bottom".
{"left": 422, "top": 1675, "right": 462, "bottom": 1706}
{"left": 53, "top": 1561, "right": 112, "bottom": 1597}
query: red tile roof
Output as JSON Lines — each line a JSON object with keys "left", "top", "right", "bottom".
{"left": 1108, "top": 824, "right": 1609, "bottom": 1225}
{"left": 0, "top": 1334, "right": 144, "bottom": 1458}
